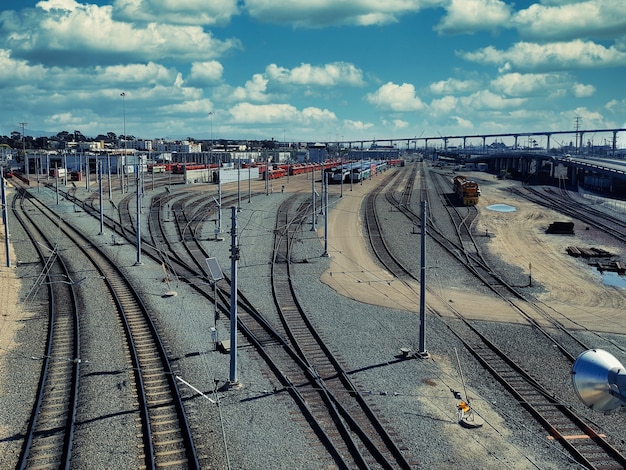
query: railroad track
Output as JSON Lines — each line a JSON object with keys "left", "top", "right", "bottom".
{"left": 14, "top": 189, "right": 81, "bottom": 469}
{"left": 363, "top": 165, "right": 626, "bottom": 469}
{"left": 514, "top": 185, "right": 626, "bottom": 245}
{"left": 270, "top": 194, "right": 416, "bottom": 469}
{"left": 14, "top": 185, "right": 201, "bottom": 469}
{"left": 109, "top": 177, "right": 417, "bottom": 467}
{"left": 392, "top": 169, "right": 591, "bottom": 362}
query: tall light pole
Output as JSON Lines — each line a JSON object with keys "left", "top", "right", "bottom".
{"left": 121, "top": 92, "right": 126, "bottom": 193}
{"left": 418, "top": 200, "right": 429, "bottom": 358}
{"left": 209, "top": 111, "right": 213, "bottom": 167}
{"left": 135, "top": 155, "right": 143, "bottom": 265}
{"left": 229, "top": 207, "right": 240, "bottom": 385}
{"left": 210, "top": 112, "right": 223, "bottom": 239}
{"left": 1, "top": 168, "right": 10, "bottom": 267}
{"left": 98, "top": 159, "right": 104, "bottom": 235}
{"left": 121, "top": 92, "right": 126, "bottom": 140}
{"left": 20, "top": 122, "right": 27, "bottom": 180}
{"left": 217, "top": 155, "right": 223, "bottom": 237}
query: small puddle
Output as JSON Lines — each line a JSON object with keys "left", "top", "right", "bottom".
{"left": 486, "top": 204, "right": 516, "bottom": 212}
{"left": 595, "top": 269, "right": 626, "bottom": 288}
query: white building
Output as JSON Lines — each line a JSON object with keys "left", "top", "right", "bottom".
{"left": 124, "top": 139, "right": 153, "bottom": 151}
{"left": 155, "top": 140, "right": 201, "bottom": 153}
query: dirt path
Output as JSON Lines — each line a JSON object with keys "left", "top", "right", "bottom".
{"left": 321, "top": 170, "right": 626, "bottom": 335}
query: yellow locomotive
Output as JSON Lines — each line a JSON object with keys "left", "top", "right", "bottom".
{"left": 453, "top": 175, "right": 480, "bottom": 206}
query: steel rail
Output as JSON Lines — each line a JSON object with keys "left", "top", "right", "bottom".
{"left": 271, "top": 194, "right": 416, "bottom": 469}
{"left": 13, "top": 189, "right": 81, "bottom": 470}
{"left": 21, "top": 189, "right": 200, "bottom": 469}
{"left": 366, "top": 166, "right": 626, "bottom": 468}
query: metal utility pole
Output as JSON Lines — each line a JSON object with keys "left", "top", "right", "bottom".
{"left": 1, "top": 170, "right": 10, "bottom": 267}
{"left": 20, "top": 122, "right": 28, "bottom": 180}
{"left": 86, "top": 156, "right": 90, "bottom": 191}
{"left": 574, "top": 116, "right": 581, "bottom": 155}
{"left": 63, "top": 152, "right": 68, "bottom": 186}
{"left": 340, "top": 160, "right": 344, "bottom": 197}
{"left": 209, "top": 111, "right": 213, "bottom": 167}
{"left": 98, "top": 159, "right": 104, "bottom": 235}
{"left": 418, "top": 200, "right": 429, "bottom": 358}
{"left": 322, "top": 173, "right": 329, "bottom": 257}
{"left": 229, "top": 207, "right": 240, "bottom": 385}
{"left": 107, "top": 153, "right": 112, "bottom": 200}
{"left": 36, "top": 153, "right": 40, "bottom": 192}
{"left": 121, "top": 92, "right": 127, "bottom": 193}
{"left": 134, "top": 157, "right": 143, "bottom": 266}
{"left": 265, "top": 151, "right": 270, "bottom": 196}
{"left": 310, "top": 165, "right": 316, "bottom": 231}
{"left": 237, "top": 159, "right": 241, "bottom": 212}
{"left": 55, "top": 163, "right": 59, "bottom": 205}
{"left": 217, "top": 156, "right": 222, "bottom": 234}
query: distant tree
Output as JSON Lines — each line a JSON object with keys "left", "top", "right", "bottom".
{"left": 107, "top": 132, "right": 117, "bottom": 142}
{"left": 56, "top": 131, "right": 70, "bottom": 141}
{"left": 35, "top": 136, "right": 48, "bottom": 148}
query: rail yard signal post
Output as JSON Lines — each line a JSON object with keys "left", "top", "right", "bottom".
{"left": 229, "top": 207, "right": 241, "bottom": 387}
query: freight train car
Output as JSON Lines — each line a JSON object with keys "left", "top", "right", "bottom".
{"left": 260, "top": 167, "right": 287, "bottom": 180}
{"left": 148, "top": 164, "right": 166, "bottom": 173}
{"left": 172, "top": 163, "right": 216, "bottom": 174}
{"left": 453, "top": 175, "right": 480, "bottom": 206}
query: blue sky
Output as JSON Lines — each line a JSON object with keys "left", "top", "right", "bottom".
{"left": 1, "top": 0, "right": 625, "bottom": 146}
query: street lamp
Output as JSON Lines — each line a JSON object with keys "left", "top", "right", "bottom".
{"left": 209, "top": 112, "right": 213, "bottom": 166}
{"left": 20, "top": 122, "right": 27, "bottom": 180}
{"left": 121, "top": 92, "right": 126, "bottom": 193}
{"left": 121, "top": 92, "right": 126, "bottom": 139}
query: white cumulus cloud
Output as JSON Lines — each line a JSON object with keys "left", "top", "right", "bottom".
{"left": 243, "top": 0, "right": 436, "bottom": 28}
{"left": 266, "top": 62, "right": 365, "bottom": 87}
{"left": 229, "top": 102, "right": 337, "bottom": 124}
{"left": 1, "top": 1, "right": 240, "bottom": 66}
{"left": 490, "top": 73, "right": 565, "bottom": 97}
{"left": 188, "top": 61, "right": 224, "bottom": 85}
{"left": 512, "top": 1, "right": 626, "bottom": 41}
{"left": 113, "top": 0, "right": 240, "bottom": 26}
{"left": 366, "top": 82, "right": 425, "bottom": 112}
{"left": 572, "top": 82, "right": 596, "bottom": 98}
{"left": 460, "top": 40, "right": 626, "bottom": 72}
{"left": 460, "top": 90, "right": 526, "bottom": 110}
{"left": 430, "top": 77, "right": 480, "bottom": 95}
{"left": 436, "top": 0, "right": 511, "bottom": 35}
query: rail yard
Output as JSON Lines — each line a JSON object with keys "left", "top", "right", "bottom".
{"left": 1, "top": 161, "right": 626, "bottom": 469}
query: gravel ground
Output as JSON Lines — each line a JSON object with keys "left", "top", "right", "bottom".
{"left": 2, "top": 168, "right": 626, "bottom": 469}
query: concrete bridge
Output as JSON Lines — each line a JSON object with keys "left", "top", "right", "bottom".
{"left": 332, "top": 127, "right": 626, "bottom": 157}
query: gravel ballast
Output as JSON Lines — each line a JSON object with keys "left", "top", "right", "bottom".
{"left": 2, "top": 168, "right": 626, "bottom": 469}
